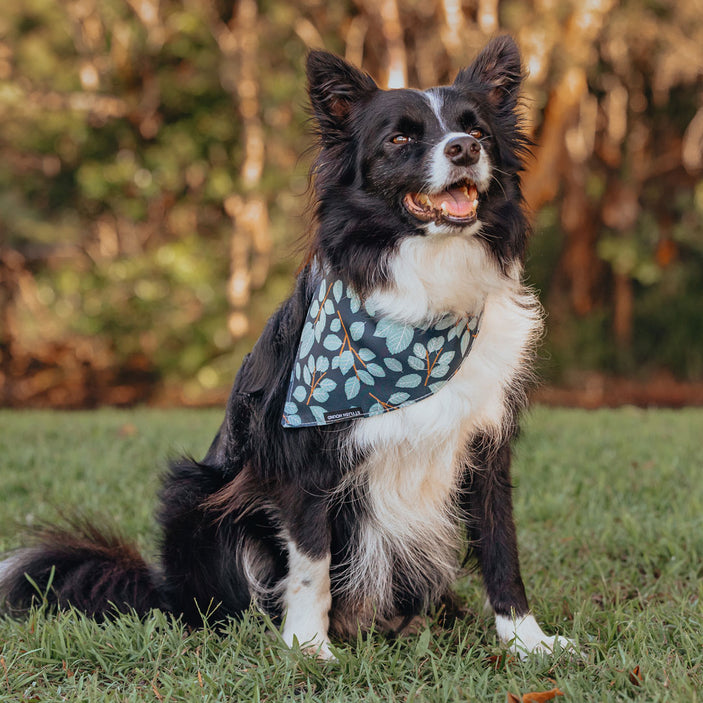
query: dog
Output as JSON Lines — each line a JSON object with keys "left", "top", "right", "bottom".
{"left": 0, "top": 36, "right": 572, "bottom": 659}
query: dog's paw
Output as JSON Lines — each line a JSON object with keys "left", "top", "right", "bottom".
{"left": 282, "top": 630, "right": 336, "bottom": 661}
{"left": 509, "top": 633, "right": 577, "bottom": 660}
{"left": 496, "top": 613, "right": 578, "bottom": 659}
{"left": 304, "top": 638, "right": 336, "bottom": 661}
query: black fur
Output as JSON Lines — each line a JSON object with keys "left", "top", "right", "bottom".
{"left": 1, "top": 518, "right": 164, "bottom": 619}
{"left": 1, "top": 37, "right": 546, "bottom": 646}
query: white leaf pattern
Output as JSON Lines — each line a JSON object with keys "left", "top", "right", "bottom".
{"left": 293, "top": 385, "right": 306, "bottom": 402}
{"left": 358, "top": 347, "right": 375, "bottom": 362}
{"left": 397, "top": 373, "right": 422, "bottom": 388}
{"left": 345, "top": 376, "right": 360, "bottom": 400}
{"left": 299, "top": 321, "right": 315, "bottom": 357}
{"left": 407, "top": 356, "right": 425, "bottom": 370}
{"left": 430, "top": 364, "right": 451, "bottom": 379}
{"left": 357, "top": 369, "right": 374, "bottom": 385}
{"left": 388, "top": 391, "right": 411, "bottom": 405}
{"left": 323, "top": 334, "right": 342, "bottom": 351}
{"left": 350, "top": 321, "right": 365, "bottom": 341}
{"left": 309, "top": 406, "right": 326, "bottom": 423}
{"left": 427, "top": 336, "right": 444, "bottom": 353}
{"left": 383, "top": 357, "right": 403, "bottom": 372}
{"left": 434, "top": 315, "right": 457, "bottom": 330}
{"left": 332, "top": 280, "right": 343, "bottom": 302}
{"left": 312, "top": 387, "right": 329, "bottom": 403}
{"left": 438, "top": 350, "right": 456, "bottom": 366}
{"left": 338, "top": 349, "right": 354, "bottom": 374}
{"left": 318, "top": 378, "right": 337, "bottom": 392}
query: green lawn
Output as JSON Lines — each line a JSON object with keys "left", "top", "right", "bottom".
{"left": 0, "top": 407, "right": 702, "bottom": 702}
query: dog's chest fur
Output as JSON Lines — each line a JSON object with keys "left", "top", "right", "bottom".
{"left": 334, "top": 234, "right": 542, "bottom": 616}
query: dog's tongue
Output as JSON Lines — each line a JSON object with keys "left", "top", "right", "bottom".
{"left": 428, "top": 183, "right": 478, "bottom": 218}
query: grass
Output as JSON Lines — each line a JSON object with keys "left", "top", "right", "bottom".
{"left": 0, "top": 406, "right": 702, "bottom": 702}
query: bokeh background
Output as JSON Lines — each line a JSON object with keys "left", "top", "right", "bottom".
{"left": 1, "top": 0, "right": 701, "bottom": 408}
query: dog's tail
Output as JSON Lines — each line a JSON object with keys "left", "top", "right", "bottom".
{"left": 0, "top": 518, "right": 165, "bottom": 619}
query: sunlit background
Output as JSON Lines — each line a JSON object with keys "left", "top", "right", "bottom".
{"left": 0, "top": 0, "right": 701, "bottom": 408}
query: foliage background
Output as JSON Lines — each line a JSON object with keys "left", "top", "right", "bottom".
{"left": 0, "top": 0, "right": 701, "bottom": 407}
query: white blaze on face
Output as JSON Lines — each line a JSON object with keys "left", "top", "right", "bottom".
{"left": 424, "top": 88, "right": 449, "bottom": 132}
{"left": 422, "top": 89, "right": 492, "bottom": 194}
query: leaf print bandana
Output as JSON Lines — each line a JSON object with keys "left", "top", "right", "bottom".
{"left": 281, "top": 276, "right": 482, "bottom": 428}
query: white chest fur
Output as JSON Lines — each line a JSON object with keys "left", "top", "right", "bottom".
{"left": 339, "top": 234, "right": 543, "bottom": 614}
{"left": 354, "top": 234, "right": 542, "bottom": 453}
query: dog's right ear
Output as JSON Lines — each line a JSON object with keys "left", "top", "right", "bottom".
{"left": 306, "top": 51, "right": 378, "bottom": 143}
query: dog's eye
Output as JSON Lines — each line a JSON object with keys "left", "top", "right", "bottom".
{"left": 469, "top": 129, "right": 485, "bottom": 140}
{"left": 390, "top": 134, "right": 411, "bottom": 145}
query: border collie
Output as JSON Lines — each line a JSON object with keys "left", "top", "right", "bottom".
{"left": 0, "top": 36, "right": 571, "bottom": 659}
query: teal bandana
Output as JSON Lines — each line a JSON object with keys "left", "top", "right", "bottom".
{"left": 281, "top": 276, "right": 481, "bottom": 428}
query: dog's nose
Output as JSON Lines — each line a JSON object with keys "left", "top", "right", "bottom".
{"left": 444, "top": 136, "right": 481, "bottom": 166}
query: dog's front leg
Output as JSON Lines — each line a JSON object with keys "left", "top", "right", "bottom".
{"left": 465, "top": 436, "right": 572, "bottom": 657}
{"left": 280, "top": 493, "right": 333, "bottom": 659}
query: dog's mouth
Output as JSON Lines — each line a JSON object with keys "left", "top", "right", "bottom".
{"left": 403, "top": 180, "right": 479, "bottom": 226}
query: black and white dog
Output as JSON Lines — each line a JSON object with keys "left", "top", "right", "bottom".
{"left": 1, "top": 36, "right": 571, "bottom": 659}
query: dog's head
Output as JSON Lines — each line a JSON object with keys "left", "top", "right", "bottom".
{"left": 307, "top": 36, "right": 531, "bottom": 284}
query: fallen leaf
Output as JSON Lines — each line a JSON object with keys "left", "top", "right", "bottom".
{"left": 523, "top": 688, "right": 565, "bottom": 702}
{"left": 629, "top": 665, "right": 643, "bottom": 686}
{"left": 507, "top": 694, "right": 521, "bottom": 703}
{"left": 485, "top": 654, "right": 502, "bottom": 669}
{"left": 1, "top": 656, "right": 8, "bottom": 687}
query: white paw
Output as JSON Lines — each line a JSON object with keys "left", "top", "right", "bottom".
{"left": 307, "top": 638, "right": 336, "bottom": 661}
{"left": 496, "top": 613, "right": 577, "bottom": 659}
{"left": 282, "top": 629, "right": 336, "bottom": 660}
{"left": 510, "top": 634, "right": 576, "bottom": 660}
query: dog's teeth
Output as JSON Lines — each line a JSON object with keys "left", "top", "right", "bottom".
{"left": 440, "top": 203, "right": 449, "bottom": 215}
{"left": 472, "top": 199, "right": 479, "bottom": 209}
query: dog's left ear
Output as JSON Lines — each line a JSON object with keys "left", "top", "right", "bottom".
{"left": 307, "top": 50, "right": 378, "bottom": 143}
{"left": 454, "top": 35, "right": 524, "bottom": 111}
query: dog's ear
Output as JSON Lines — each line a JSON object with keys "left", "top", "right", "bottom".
{"left": 454, "top": 36, "right": 523, "bottom": 111}
{"left": 307, "top": 51, "right": 378, "bottom": 142}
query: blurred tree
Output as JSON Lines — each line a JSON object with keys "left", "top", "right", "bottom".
{"left": 0, "top": 0, "right": 310, "bottom": 405}
{"left": 515, "top": 0, "right": 703, "bottom": 387}
{"left": 0, "top": 0, "right": 701, "bottom": 407}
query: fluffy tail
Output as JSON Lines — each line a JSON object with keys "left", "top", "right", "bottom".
{"left": 0, "top": 518, "right": 165, "bottom": 619}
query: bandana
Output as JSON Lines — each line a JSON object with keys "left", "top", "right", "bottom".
{"left": 281, "top": 276, "right": 481, "bottom": 428}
